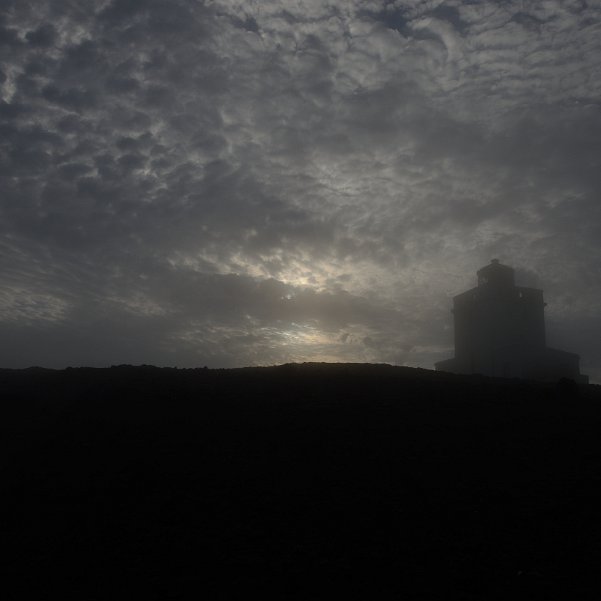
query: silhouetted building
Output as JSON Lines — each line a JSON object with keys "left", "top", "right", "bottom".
{"left": 436, "top": 260, "right": 588, "bottom": 383}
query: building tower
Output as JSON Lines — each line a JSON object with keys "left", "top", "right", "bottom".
{"left": 435, "top": 260, "right": 587, "bottom": 383}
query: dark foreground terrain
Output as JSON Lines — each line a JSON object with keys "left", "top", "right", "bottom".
{"left": 4, "top": 363, "right": 601, "bottom": 599}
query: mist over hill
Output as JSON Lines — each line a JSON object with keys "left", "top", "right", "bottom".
{"left": 5, "top": 363, "right": 601, "bottom": 599}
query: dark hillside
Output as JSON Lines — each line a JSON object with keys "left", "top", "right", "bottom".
{"left": 4, "top": 364, "right": 601, "bottom": 599}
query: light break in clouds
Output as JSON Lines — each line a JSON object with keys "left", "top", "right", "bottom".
{"left": 1, "top": 0, "right": 601, "bottom": 381}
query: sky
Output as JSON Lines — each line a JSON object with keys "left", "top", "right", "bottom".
{"left": 1, "top": 0, "right": 600, "bottom": 381}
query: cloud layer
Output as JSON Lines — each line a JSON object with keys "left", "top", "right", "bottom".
{"left": 1, "top": 0, "right": 600, "bottom": 380}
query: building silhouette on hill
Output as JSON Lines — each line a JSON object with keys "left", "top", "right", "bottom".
{"left": 435, "top": 260, "right": 588, "bottom": 383}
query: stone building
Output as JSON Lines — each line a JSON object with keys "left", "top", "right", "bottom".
{"left": 435, "top": 260, "right": 588, "bottom": 383}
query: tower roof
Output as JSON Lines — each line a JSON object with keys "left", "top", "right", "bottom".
{"left": 477, "top": 259, "right": 515, "bottom": 288}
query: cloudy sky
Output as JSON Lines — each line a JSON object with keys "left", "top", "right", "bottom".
{"left": 1, "top": 0, "right": 600, "bottom": 380}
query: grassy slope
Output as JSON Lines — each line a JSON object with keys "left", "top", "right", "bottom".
{"left": 4, "top": 363, "right": 601, "bottom": 599}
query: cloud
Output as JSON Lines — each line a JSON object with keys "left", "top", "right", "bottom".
{"left": 0, "top": 0, "right": 600, "bottom": 379}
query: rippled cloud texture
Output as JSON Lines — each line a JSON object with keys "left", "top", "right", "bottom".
{"left": 1, "top": 0, "right": 600, "bottom": 380}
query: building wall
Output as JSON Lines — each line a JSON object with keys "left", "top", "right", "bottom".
{"left": 435, "top": 263, "right": 586, "bottom": 382}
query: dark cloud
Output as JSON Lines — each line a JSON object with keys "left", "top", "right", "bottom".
{"left": 0, "top": 0, "right": 600, "bottom": 380}
{"left": 25, "top": 23, "right": 57, "bottom": 47}
{"left": 0, "top": 17, "right": 21, "bottom": 48}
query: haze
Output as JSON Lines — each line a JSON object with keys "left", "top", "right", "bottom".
{"left": 1, "top": 0, "right": 600, "bottom": 382}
